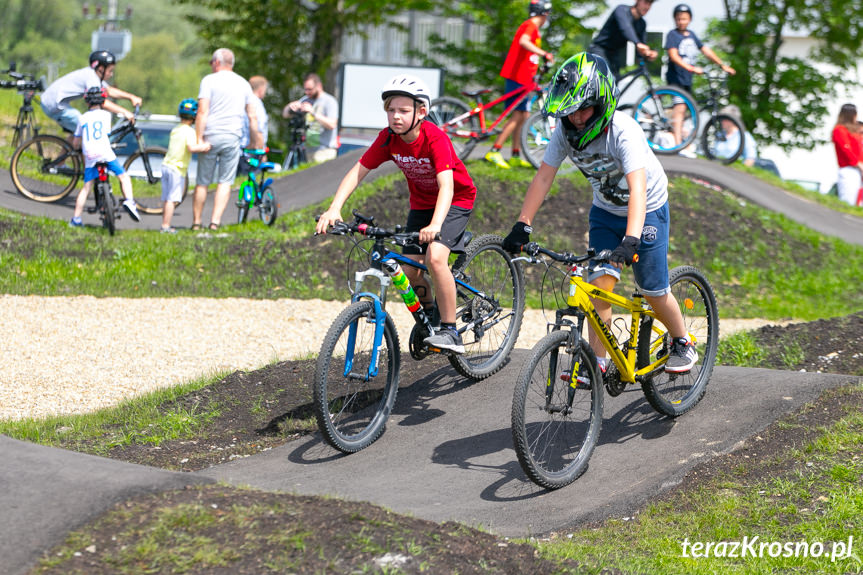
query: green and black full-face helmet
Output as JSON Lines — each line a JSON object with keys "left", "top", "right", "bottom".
{"left": 542, "top": 52, "right": 619, "bottom": 150}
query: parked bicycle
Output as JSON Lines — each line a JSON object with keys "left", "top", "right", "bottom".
{"left": 1, "top": 62, "right": 44, "bottom": 149}
{"left": 314, "top": 212, "right": 525, "bottom": 453}
{"left": 510, "top": 241, "right": 718, "bottom": 490}
{"left": 427, "top": 63, "right": 550, "bottom": 161}
{"left": 520, "top": 59, "right": 700, "bottom": 168}
{"left": 694, "top": 69, "right": 746, "bottom": 164}
{"left": 9, "top": 105, "right": 166, "bottom": 212}
{"left": 236, "top": 148, "right": 279, "bottom": 225}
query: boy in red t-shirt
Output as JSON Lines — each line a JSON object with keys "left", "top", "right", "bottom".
{"left": 315, "top": 75, "right": 477, "bottom": 353}
{"left": 485, "top": 0, "right": 554, "bottom": 169}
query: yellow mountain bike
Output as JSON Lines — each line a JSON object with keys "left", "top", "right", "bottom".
{"left": 510, "top": 242, "right": 719, "bottom": 490}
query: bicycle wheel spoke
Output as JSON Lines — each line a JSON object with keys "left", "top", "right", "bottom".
{"left": 11, "top": 135, "right": 80, "bottom": 202}
{"left": 640, "top": 266, "right": 718, "bottom": 416}
{"left": 427, "top": 97, "right": 477, "bottom": 160}
{"left": 124, "top": 147, "right": 167, "bottom": 214}
{"left": 449, "top": 235, "right": 524, "bottom": 380}
{"left": 633, "top": 87, "right": 697, "bottom": 155}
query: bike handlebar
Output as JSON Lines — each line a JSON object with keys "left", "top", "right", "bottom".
{"left": 519, "top": 242, "right": 596, "bottom": 265}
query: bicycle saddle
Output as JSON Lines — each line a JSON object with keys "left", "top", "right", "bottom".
{"left": 461, "top": 88, "right": 492, "bottom": 98}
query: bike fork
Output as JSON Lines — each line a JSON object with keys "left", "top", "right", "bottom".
{"left": 344, "top": 296, "right": 388, "bottom": 381}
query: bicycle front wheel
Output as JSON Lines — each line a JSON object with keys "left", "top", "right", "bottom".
{"left": 123, "top": 146, "right": 167, "bottom": 215}
{"left": 259, "top": 187, "right": 278, "bottom": 226}
{"left": 639, "top": 266, "right": 719, "bottom": 417}
{"left": 701, "top": 114, "right": 745, "bottom": 165}
{"left": 520, "top": 111, "right": 552, "bottom": 169}
{"left": 632, "top": 86, "right": 698, "bottom": 155}
{"left": 512, "top": 331, "right": 602, "bottom": 490}
{"left": 314, "top": 300, "right": 401, "bottom": 453}
{"left": 427, "top": 97, "right": 478, "bottom": 161}
{"left": 449, "top": 234, "right": 525, "bottom": 380}
{"left": 10, "top": 135, "right": 81, "bottom": 202}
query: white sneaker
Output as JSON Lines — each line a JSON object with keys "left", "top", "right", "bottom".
{"left": 678, "top": 149, "right": 697, "bottom": 159}
{"left": 122, "top": 200, "right": 142, "bottom": 222}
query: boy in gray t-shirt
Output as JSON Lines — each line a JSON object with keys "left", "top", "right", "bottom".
{"left": 502, "top": 52, "right": 697, "bottom": 374}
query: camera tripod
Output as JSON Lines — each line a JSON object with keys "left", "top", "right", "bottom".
{"left": 283, "top": 125, "right": 308, "bottom": 170}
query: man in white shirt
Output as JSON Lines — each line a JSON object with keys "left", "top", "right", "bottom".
{"left": 192, "top": 48, "right": 263, "bottom": 230}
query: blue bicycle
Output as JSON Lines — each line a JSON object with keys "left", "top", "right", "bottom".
{"left": 236, "top": 148, "right": 279, "bottom": 225}
{"left": 314, "top": 212, "right": 525, "bottom": 453}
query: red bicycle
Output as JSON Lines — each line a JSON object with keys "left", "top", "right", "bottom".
{"left": 428, "top": 64, "right": 551, "bottom": 161}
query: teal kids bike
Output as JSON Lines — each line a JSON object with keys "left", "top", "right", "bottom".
{"left": 236, "top": 148, "right": 279, "bottom": 225}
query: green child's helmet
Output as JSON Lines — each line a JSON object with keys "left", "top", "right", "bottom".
{"left": 542, "top": 52, "right": 619, "bottom": 150}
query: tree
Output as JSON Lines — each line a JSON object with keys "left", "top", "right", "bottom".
{"left": 708, "top": 0, "right": 863, "bottom": 151}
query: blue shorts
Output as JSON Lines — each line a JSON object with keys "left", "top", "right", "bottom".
{"left": 504, "top": 79, "right": 531, "bottom": 112}
{"left": 587, "top": 203, "right": 671, "bottom": 296}
{"left": 41, "top": 102, "right": 81, "bottom": 134}
{"left": 83, "top": 160, "right": 125, "bottom": 183}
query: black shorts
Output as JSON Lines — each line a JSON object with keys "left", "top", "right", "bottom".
{"left": 403, "top": 205, "right": 472, "bottom": 255}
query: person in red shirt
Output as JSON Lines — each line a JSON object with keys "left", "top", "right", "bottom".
{"left": 832, "top": 103, "right": 863, "bottom": 206}
{"left": 485, "top": 0, "right": 554, "bottom": 169}
{"left": 315, "top": 75, "right": 476, "bottom": 353}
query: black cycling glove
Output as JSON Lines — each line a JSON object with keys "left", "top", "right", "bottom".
{"left": 609, "top": 235, "right": 641, "bottom": 266}
{"left": 502, "top": 222, "right": 532, "bottom": 253}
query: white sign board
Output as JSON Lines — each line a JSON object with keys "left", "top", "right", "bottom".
{"left": 339, "top": 63, "right": 443, "bottom": 130}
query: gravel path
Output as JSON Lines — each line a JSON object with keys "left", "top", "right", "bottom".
{"left": 0, "top": 295, "right": 785, "bottom": 421}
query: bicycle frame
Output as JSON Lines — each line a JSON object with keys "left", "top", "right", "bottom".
{"left": 346, "top": 238, "right": 486, "bottom": 379}
{"left": 447, "top": 76, "right": 545, "bottom": 140}
{"left": 564, "top": 270, "right": 666, "bottom": 384}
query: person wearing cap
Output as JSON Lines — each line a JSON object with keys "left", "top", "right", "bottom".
{"left": 715, "top": 104, "right": 758, "bottom": 167}
{"left": 832, "top": 103, "right": 863, "bottom": 206}
{"left": 589, "top": 0, "right": 658, "bottom": 79}
{"left": 665, "top": 3, "right": 736, "bottom": 152}
{"left": 484, "top": 0, "right": 554, "bottom": 169}
{"left": 40, "top": 51, "right": 142, "bottom": 136}
{"left": 315, "top": 74, "right": 477, "bottom": 354}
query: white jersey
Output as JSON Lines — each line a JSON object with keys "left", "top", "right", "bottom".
{"left": 543, "top": 111, "right": 668, "bottom": 216}
{"left": 41, "top": 67, "right": 106, "bottom": 113}
{"left": 74, "top": 109, "right": 117, "bottom": 168}
{"left": 198, "top": 70, "right": 254, "bottom": 138}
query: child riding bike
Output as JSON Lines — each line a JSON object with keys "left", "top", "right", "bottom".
{"left": 315, "top": 74, "right": 477, "bottom": 354}
{"left": 69, "top": 87, "right": 141, "bottom": 227}
{"left": 502, "top": 52, "right": 697, "bottom": 373}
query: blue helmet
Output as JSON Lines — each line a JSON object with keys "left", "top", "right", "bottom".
{"left": 178, "top": 98, "right": 198, "bottom": 119}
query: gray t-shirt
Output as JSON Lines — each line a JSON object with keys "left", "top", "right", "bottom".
{"left": 543, "top": 111, "right": 668, "bottom": 216}
{"left": 198, "top": 70, "right": 255, "bottom": 139}
{"left": 41, "top": 67, "right": 106, "bottom": 113}
{"left": 302, "top": 91, "right": 339, "bottom": 150}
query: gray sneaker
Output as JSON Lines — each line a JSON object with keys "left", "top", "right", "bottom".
{"left": 665, "top": 337, "right": 698, "bottom": 373}
{"left": 423, "top": 327, "right": 465, "bottom": 354}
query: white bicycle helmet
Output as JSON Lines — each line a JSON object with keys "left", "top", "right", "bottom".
{"left": 381, "top": 74, "right": 431, "bottom": 106}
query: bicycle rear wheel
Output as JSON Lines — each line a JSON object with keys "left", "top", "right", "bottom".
{"left": 123, "top": 146, "right": 168, "bottom": 215}
{"left": 700, "top": 114, "right": 745, "bottom": 164}
{"left": 449, "top": 234, "right": 525, "bottom": 380}
{"left": 10, "top": 135, "right": 81, "bottom": 202}
{"left": 258, "top": 187, "right": 278, "bottom": 226}
{"left": 314, "top": 300, "right": 401, "bottom": 453}
{"left": 639, "top": 266, "right": 719, "bottom": 417}
{"left": 427, "top": 97, "right": 478, "bottom": 161}
{"left": 632, "top": 86, "right": 698, "bottom": 155}
{"left": 98, "top": 182, "right": 116, "bottom": 236}
{"left": 512, "top": 331, "right": 602, "bottom": 490}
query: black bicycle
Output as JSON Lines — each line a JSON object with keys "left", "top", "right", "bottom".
{"left": 10, "top": 106, "right": 166, "bottom": 211}
{"left": 1, "top": 62, "right": 44, "bottom": 149}
{"left": 283, "top": 112, "right": 308, "bottom": 170}
{"left": 88, "top": 162, "right": 121, "bottom": 236}
{"left": 696, "top": 69, "right": 746, "bottom": 164}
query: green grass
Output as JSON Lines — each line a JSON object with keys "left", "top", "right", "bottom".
{"left": 528, "top": 384, "right": 863, "bottom": 574}
{"left": 0, "top": 370, "right": 228, "bottom": 453}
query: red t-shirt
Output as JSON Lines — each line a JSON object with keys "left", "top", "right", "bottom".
{"left": 500, "top": 19, "right": 542, "bottom": 85}
{"left": 359, "top": 121, "right": 476, "bottom": 211}
{"left": 833, "top": 125, "right": 862, "bottom": 168}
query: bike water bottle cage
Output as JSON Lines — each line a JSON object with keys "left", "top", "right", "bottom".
{"left": 543, "top": 52, "right": 618, "bottom": 151}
